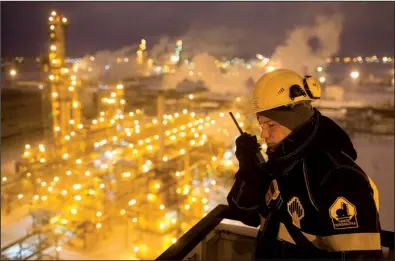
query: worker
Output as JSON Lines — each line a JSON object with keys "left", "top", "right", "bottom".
{"left": 227, "top": 69, "right": 383, "bottom": 259}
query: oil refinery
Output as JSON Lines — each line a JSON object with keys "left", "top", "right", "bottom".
{"left": 1, "top": 11, "right": 249, "bottom": 260}
{"left": 1, "top": 8, "right": 394, "bottom": 261}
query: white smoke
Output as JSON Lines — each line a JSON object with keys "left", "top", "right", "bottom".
{"left": 73, "top": 45, "right": 139, "bottom": 81}
{"left": 73, "top": 13, "right": 344, "bottom": 94}
{"left": 270, "top": 13, "right": 344, "bottom": 76}
{"left": 162, "top": 52, "right": 266, "bottom": 96}
{"left": 175, "top": 26, "right": 246, "bottom": 58}
{"left": 162, "top": 14, "right": 344, "bottom": 95}
{"left": 150, "top": 36, "right": 172, "bottom": 58}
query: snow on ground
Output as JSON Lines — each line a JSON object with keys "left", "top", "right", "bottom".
{"left": 353, "top": 134, "right": 394, "bottom": 231}
{"left": 56, "top": 223, "right": 163, "bottom": 260}
{"left": 1, "top": 211, "right": 144, "bottom": 260}
{"left": 344, "top": 88, "right": 394, "bottom": 108}
{"left": 314, "top": 99, "right": 367, "bottom": 109}
{"left": 1, "top": 205, "right": 33, "bottom": 247}
{"left": 318, "top": 83, "right": 394, "bottom": 109}
{"left": 42, "top": 246, "right": 98, "bottom": 260}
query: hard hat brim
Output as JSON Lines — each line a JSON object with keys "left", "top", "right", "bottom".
{"left": 242, "top": 106, "right": 262, "bottom": 116}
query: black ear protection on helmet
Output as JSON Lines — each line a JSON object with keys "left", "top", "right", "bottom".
{"left": 289, "top": 75, "right": 321, "bottom": 100}
{"left": 289, "top": 84, "right": 306, "bottom": 100}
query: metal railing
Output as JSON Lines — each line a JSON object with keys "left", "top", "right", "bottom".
{"left": 156, "top": 204, "right": 394, "bottom": 260}
{"left": 156, "top": 205, "right": 231, "bottom": 260}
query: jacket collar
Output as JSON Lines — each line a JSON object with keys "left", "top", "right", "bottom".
{"left": 263, "top": 109, "right": 320, "bottom": 175}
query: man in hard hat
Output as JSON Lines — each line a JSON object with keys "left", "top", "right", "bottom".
{"left": 227, "top": 69, "right": 383, "bottom": 259}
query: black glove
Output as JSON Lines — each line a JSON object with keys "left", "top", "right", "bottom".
{"left": 235, "top": 132, "right": 262, "bottom": 172}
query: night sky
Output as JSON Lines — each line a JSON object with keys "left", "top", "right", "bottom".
{"left": 1, "top": 1, "right": 394, "bottom": 57}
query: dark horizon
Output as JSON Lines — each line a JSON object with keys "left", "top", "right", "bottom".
{"left": 1, "top": 2, "right": 394, "bottom": 57}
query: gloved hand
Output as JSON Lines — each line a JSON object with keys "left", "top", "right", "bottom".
{"left": 235, "top": 132, "right": 262, "bottom": 172}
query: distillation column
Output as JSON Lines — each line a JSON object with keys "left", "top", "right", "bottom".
{"left": 46, "top": 11, "right": 83, "bottom": 156}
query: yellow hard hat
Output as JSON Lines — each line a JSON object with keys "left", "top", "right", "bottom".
{"left": 247, "top": 69, "right": 321, "bottom": 114}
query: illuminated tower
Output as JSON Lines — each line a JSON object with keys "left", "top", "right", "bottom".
{"left": 168, "top": 39, "right": 183, "bottom": 71}
{"left": 136, "top": 39, "right": 147, "bottom": 75}
{"left": 46, "top": 11, "right": 83, "bottom": 155}
{"left": 175, "top": 39, "right": 183, "bottom": 66}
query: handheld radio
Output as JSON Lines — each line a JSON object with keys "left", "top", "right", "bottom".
{"left": 229, "top": 112, "right": 266, "bottom": 165}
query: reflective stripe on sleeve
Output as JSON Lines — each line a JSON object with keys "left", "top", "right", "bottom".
{"left": 321, "top": 232, "right": 381, "bottom": 251}
{"left": 276, "top": 223, "right": 327, "bottom": 250}
{"left": 277, "top": 223, "right": 381, "bottom": 251}
{"left": 368, "top": 176, "right": 380, "bottom": 211}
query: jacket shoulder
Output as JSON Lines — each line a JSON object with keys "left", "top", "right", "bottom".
{"left": 303, "top": 150, "right": 368, "bottom": 201}
{"left": 305, "top": 150, "right": 363, "bottom": 178}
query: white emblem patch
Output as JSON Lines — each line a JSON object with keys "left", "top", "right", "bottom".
{"left": 287, "top": 197, "right": 305, "bottom": 228}
{"left": 329, "top": 197, "right": 358, "bottom": 230}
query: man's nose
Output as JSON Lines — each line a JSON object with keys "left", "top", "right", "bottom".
{"left": 260, "top": 128, "right": 269, "bottom": 139}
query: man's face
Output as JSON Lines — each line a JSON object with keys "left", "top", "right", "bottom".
{"left": 257, "top": 115, "right": 292, "bottom": 150}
